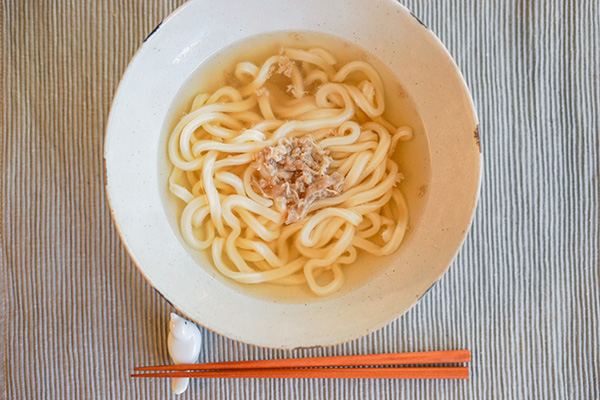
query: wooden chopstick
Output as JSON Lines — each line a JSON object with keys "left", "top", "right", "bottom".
{"left": 131, "top": 366, "right": 469, "bottom": 380}
{"left": 132, "top": 350, "right": 471, "bottom": 380}
{"left": 134, "top": 350, "right": 471, "bottom": 373}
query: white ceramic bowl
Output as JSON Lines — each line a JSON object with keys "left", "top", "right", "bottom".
{"left": 105, "top": 0, "right": 479, "bottom": 349}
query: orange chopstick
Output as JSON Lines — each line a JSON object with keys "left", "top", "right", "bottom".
{"left": 132, "top": 366, "right": 469, "bottom": 380}
{"left": 134, "top": 350, "right": 471, "bottom": 373}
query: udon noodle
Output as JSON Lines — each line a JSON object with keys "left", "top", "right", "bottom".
{"left": 168, "top": 46, "right": 412, "bottom": 296}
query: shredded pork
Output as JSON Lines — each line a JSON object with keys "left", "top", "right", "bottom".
{"left": 252, "top": 136, "right": 344, "bottom": 224}
{"left": 277, "top": 56, "right": 294, "bottom": 77}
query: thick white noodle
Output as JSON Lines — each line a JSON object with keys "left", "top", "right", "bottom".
{"left": 167, "top": 47, "right": 412, "bottom": 296}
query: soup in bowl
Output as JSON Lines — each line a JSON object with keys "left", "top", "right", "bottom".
{"left": 105, "top": 0, "right": 479, "bottom": 349}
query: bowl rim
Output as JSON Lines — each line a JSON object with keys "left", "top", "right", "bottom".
{"left": 104, "top": 0, "right": 480, "bottom": 349}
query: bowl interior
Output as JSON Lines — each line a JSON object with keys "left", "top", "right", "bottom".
{"left": 158, "top": 30, "right": 432, "bottom": 304}
{"left": 105, "top": 0, "right": 479, "bottom": 348}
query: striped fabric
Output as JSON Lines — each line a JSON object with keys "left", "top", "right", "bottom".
{"left": 1, "top": 1, "right": 598, "bottom": 398}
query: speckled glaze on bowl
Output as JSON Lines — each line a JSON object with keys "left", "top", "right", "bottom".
{"left": 104, "top": 0, "right": 480, "bottom": 349}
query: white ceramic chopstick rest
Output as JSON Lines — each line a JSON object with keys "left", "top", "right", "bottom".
{"left": 167, "top": 313, "right": 202, "bottom": 394}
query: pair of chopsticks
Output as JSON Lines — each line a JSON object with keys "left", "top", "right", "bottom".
{"left": 132, "top": 350, "right": 471, "bottom": 380}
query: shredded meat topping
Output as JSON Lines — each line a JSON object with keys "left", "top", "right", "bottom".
{"left": 277, "top": 56, "right": 294, "bottom": 77}
{"left": 255, "top": 87, "right": 269, "bottom": 97}
{"left": 252, "top": 135, "right": 344, "bottom": 224}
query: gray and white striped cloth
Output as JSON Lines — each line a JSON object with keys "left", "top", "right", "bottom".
{"left": 2, "top": 1, "right": 598, "bottom": 398}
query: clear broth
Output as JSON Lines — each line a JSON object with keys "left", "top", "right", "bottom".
{"left": 159, "top": 31, "right": 431, "bottom": 303}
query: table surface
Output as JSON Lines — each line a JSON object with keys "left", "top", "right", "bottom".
{"left": 2, "top": 1, "right": 599, "bottom": 398}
